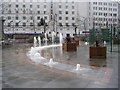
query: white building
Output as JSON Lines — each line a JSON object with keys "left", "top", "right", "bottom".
{"left": 0, "top": 0, "right": 119, "bottom": 38}
{"left": 118, "top": 2, "right": 120, "bottom": 27}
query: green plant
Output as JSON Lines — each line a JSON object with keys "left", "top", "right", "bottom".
{"left": 28, "top": 36, "right": 34, "bottom": 43}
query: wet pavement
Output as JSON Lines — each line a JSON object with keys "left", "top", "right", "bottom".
{"left": 2, "top": 42, "right": 119, "bottom": 88}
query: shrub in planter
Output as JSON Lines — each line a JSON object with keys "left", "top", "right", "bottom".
{"left": 28, "top": 36, "right": 34, "bottom": 43}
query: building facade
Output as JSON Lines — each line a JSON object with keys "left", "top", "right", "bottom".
{"left": 118, "top": 2, "right": 120, "bottom": 27}
{"left": 1, "top": 0, "right": 119, "bottom": 38}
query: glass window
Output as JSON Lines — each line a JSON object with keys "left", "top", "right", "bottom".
{"left": 15, "top": 23, "right": 19, "bottom": 27}
{"left": 59, "top": 11, "right": 62, "bottom": 14}
{"left": 44, "top": 5, "right": 46, "bottom": 8}
{"left": 72, "top": 6, "right": 74, "bottom": 9}
{"left": 37, "top": 11, "right": 40, "bottom": 14}
{"left": 44, "top": 16, "right": 47, "bottom": 20}
{"left": 16, "top": 4, "right": 19, "bottom": 8}
{"left": 72, "top": 11, "right": 74, "bottom": 14}
{"left": 30, "top": 5, "right": 32, "bottom": 8}
{"left": 59, "top": 17, "right": 62, "bottom": 20}
{"left": 23, "top": 5, "right": 25, "bottom": 8}
{"left": 59, "top": 5, "right": 61, "bottom": 8}
{"left": 23, "top": 16, "right": 26, "bottom": 20}
{"left": 30, "top": 23, "right": 33, "bottom": 26}
{"left": 9, "top": 4, "right": 11, "bottom": 7}
{"left": 72, "top": 17, "right": 74, "bottom": 20}
{"left": 37, "top": 5, "right": 40, "bottom": 8}
{"left": 66, "top": 5, "right": 68, "bottom": 9}
{"left": 44, "top": 11, "right": 46, "bottom": 14}
{"left": 23, "top": 23, "right": 26, "bottom": 26}
{"left": 37, "top": 16, "right": 40, "bottom": 20}
{"left": 65, "top": 11, "right": 68, "bottom": 14}
{"left": 8, "top": 16, "right": 11, "bottom": 20}
{"left": 66, "top": 17, "right": 68, "bottom": 20}
{"left": 16, "top": 16, "right": 18, "bottom": 20}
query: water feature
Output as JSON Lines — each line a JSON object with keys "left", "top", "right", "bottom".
{"left": 38, "top": 36, "right": 41, "bottom": 46}
{"left": 85, "top": 42, "right": 89, "bottom": 45}
{"left": 52, "top": 32, "right": 55, "bottom": 44}
{"left": 103, "top": 41, "right": 107, "bottom": 46}
{"left": 59, "top": 33, "right": 63, "bottom": 45}
{"left": 76, "top": 64, "right": 81, "bottom": 71}
{"left": 45, "top": 33, "right": 47, "bottom": 45}
{"left": 26, "top": 33, "right": 107, "bottom": 81}
{"left": 34, "top": 37, "right": 37, "bottom": 47}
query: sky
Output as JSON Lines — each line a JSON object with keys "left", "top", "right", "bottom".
{"left": 0, "top": 0, "right": 120, "bottom": 2}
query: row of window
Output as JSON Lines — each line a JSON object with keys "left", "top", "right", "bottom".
{"left": 93, "top": 7, "right": 117, "bottom": 11}
{"left": 92, "top": 2, "right": 117, "bottom": 6}
{"left": 6, "top": 10, "right": 75, "bottom": 14}
{"left": 93, "top": 12, "right": 117, "bottom": 17}
{"left": 7, "top": 16, "right": 75, "bottom": 21}
{"left": 8, "top": 4, "right": 75, "bottom": 9}
{"left": 7, "top": 23, "right": 75, "bottom": 27}
{"left": 93, "top": 18, "right": 117, "bottom": 22}
{"left": 58, "top": 17, "right": 75, "bottom": 20}
{"left": 93, "top": 23, "right": 117, "bottom": 26}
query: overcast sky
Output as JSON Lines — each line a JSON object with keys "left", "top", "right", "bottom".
{"left": 0, "top": 0, "right": 119, "bottom": 2}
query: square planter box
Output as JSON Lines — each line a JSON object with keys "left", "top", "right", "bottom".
{"left": 89, "top": 46, "right": 107, "bottom": 59}
{"left": 62, "top": 42, "right": 77, "bottom": 52}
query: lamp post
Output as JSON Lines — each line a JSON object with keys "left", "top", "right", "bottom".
{"left": 2, "top": 17, "right": 5, "bottom": 35}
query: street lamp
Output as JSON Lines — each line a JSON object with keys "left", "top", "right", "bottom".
{"left": 40, "top": 18, "right": 47, "bottom": 33}
{"left": 2, "top": 17, "right": 5, "bottom": 35}
{"left": 72, "top": 24, "right": 77, "bottom": 37}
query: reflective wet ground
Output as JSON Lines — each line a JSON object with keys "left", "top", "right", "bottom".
{"left": 2, "top": 42, "right": 119, "bottom": 88}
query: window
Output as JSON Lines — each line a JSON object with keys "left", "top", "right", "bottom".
{"left": 66, "top": 23, "right": 69, "bottom": 26}
{"left": 37, "top": 11, "right": 40, "bottom": 14}
{"left": 65, "top": 11, "right": 68, "bottom": 14}
{"left": 30, "top": 23, "right": 33, "bottom": 26}
{"left": 15, "top": 23, "right": 19, "bottom": 27}
{"left": 16, "top": 4, "right": 19, "bottom": 8}
{"left": 72, "top": 1, "right": 74, "bottom": 4}
{"left": 72, "top": 6, "right": 74, "bottom": 9}
{"left": 66, "top": 17, "right": 68, "bottom": 20}
{"left": 99, "top": 2, "right": 102, "bottom": 5}
{"left": 30, "top": 16, "right": 33, "bottom": 20}
{"left": 59, "top": 11, "right": 62, "bottom": 14}
{"left": 37, "top": 16, "right": 40, "bottom": 20}
{"left": 16, "top": 16, "right": 18, "bottom": 20}
{"left": 113, "top": 13, "right": 117, "bottom": 17}
{"left": 104, "top": 3, "right": 107, "bottom": 5}
{"left": 66, "top": 5, "right": 68, "bottom": 9}
{"left": 59, "top": 23, "right": 62, "bottom": 26}
{"left": 44, "top": 5, "right": 46, "bottom": 8}
{"left": 37, "top": 5, "right": 40, "bottom": 8}
{"left": 23, "top": 16, "right": 26, "bottom": 20}
{"left": 9, "top": 4, "right": 11, "bottom": 7}
{"left": 59, "top": 5, "right": 61, "bottom": 8}
{"left": 72, "top": 23, "right": 75, "bottom": 26}
{"left": 8, "top": 16, "right": 11, "bottom": 20}
{"left": 23, "top": 5, "right": 25, "bottom": 8}
{"left": 44, "top": 11, "right": 46, "bottom": 14}
{"left": 30, "top": 5, "right": 32, "bottom": 8}
{"left": 113, "top": 3, "right": 116, "bottom": 6}
{"left": 72, "top": 11, "right": 74, "bottom": 14}
{"left": 8, "top": 23, "right": 11, "bottom": 27}
{"left": 44, "top": 16, "right": 47, "bottom": 20}
{"left": 16, "top": 11, "right": 19, "bottom": 13}
{"left": 72, "top": 17, "right": 74, "bottom": 20}
{"left": 93, "top": 2, "right": 97, "bottom": 5}
{"left": 23, "top": 23, "right": 26, "bottom": 27}
{"left": 59, "top": 17, "right": 62, "bottom": 20}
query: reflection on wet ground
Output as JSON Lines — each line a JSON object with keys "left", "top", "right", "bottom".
{"left": 2, "top": 43, "right": 118, "bottom": 88}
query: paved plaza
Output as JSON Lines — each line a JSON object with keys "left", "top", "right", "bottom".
{"left": 1, "top": 42, "right": 119, "bottom": 88}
